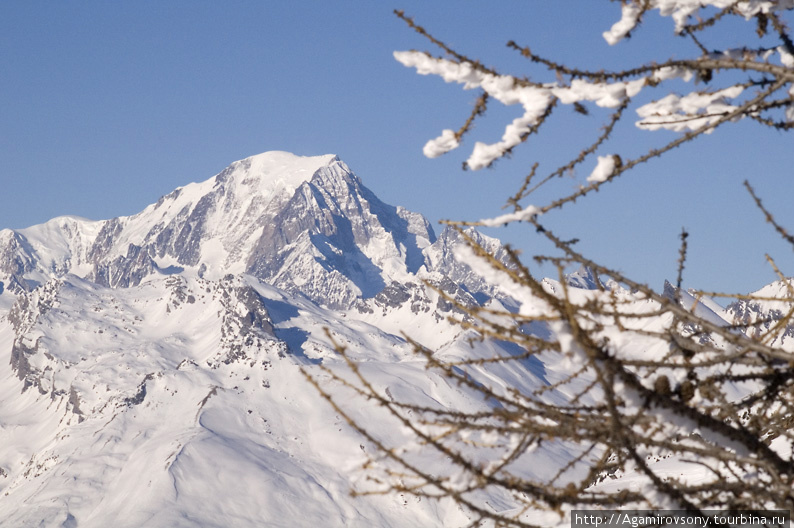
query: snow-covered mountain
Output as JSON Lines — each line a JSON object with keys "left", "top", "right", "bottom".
{"left": 0, "top": 152, "right": 509, "bottom": 312}
{"left": 0, "top": 152, "right": 543, "bottom": 527}
{"left": 723, "top": 278, "right": 794, "bottom": 350}
{"left": 1, "top": 152, "right": 791, "bottom": 527}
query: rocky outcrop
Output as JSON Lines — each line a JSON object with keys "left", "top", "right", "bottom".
{"left": 725, "top": 279, "right": 794, "bottom": 348}
{"left": 8, "top": 279, "right": 62, "bottom": 394}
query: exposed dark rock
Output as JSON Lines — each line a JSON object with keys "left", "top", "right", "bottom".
{"left": 211, "top": 278, "right": 277, "bottom": 366}
{"left": 423, "top": 226, "right": 512, "bottom": 306}
{"left": 0, "top": 232, "right": 36, "bottom": 277}
{"left": 68, "top": 387, "right": 84, "bottom": 417}
{"left": 87, "top": 218, "right": 123, "bottom": 264}
{"left": 9, "top": 339, "right": 50, "bottom": 395}
{"left": 8, "top": 279, "right": 60, "bottom": 333}
{"left": 566, "top": 266, "right": 602, "bottom": 290}
{"left": 92, "top": 244, "right": 157, "bottom": 288}
{"left": 431, "top": 275, "right": 477, "bottom": 316}
{"left": 124, "top": 373, "right": 156, "bottom": 406}
{"left": 374, "top": 282, "right": 412, "bottom": 309}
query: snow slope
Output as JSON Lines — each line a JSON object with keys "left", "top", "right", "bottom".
{"left": 0, "top": 274, "right": 556, "bottom": 527}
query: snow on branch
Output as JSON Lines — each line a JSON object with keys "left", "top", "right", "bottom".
{"left": 393, "top": 47, "right": 781, "bottom": 172}
{"left": 552, "top": 78, "right": 646, "bottom": 108}
{"left": 394, "top": 0, "right": 793, "bottom": 222}
{"left": 637, "top": 85, "right": 746, "bottom": 131}
{"left": 422, "top": 129, "right": 459, "bottom": 158}
{"left": 394, "top": 50, "right": 554, "bottom": 170}
{"left": 587, "top": 155, "right": 619, "bottom": 183}
{"left": 478, "top": 205, "right": 541, "bottom": 227}
{"left": 604, "top": 0, "right": 794, "bottom": 42}
{"left": 603, "top": 1, "right": 644, "bottom": 45}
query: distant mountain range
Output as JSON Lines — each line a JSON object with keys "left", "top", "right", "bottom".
{"left": 0, "top": 152, "right": 791, "bottom": 526}
{"left": 0, "top": 152, "right": 509, "bottom": 311}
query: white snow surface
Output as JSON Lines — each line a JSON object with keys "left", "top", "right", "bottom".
{"left": 16, "top": 216, "right": 105, "bottom": 280}
{"left": 0, "top": 151, "right": 555, "bottom": 526}
{"left": 0, "top": 274, "right": 556, "bottom": 527}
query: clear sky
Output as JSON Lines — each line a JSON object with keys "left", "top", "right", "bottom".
{"left": 1, "top": 1, "right": 792, "bottom": 296}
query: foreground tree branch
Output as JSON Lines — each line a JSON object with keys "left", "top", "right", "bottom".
{"left": 309, "top": 2, "right": 794, "bottom": 525}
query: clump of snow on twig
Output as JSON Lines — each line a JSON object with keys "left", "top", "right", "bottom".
{"left": 552, "top": 78, "right": 645, "bottom": 108}
{"left": 636, "top": 85, "right": 745, "bottom": 132}
{"left": 478, "top": 205, "right": 541, "bottom": 227}
{"left": 603, "top": 1, "right": 643, "bottom": 45}
{"left": 423, "top": 129, "right": 459, "bottom": 158}
{"left": 587, "top": 155, "right": 617, "bottom": 183}
{"left": 779, "top": 45, "right": 794, "bottom": 68}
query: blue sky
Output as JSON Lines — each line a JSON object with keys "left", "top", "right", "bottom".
{"left": 1, "top": 2, "right": 792, "bottom": 296}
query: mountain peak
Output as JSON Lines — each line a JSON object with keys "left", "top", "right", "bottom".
{"left": 0, "top": 151, "right": 509, "bottom": 314}
{"left": 0, "top": 152, "right": 435, "bottom": 305}
{"left": 219, "top": 151, "right": 340, "bottom": 190}
{"left": 239, "top": 150, "right": 338, "bottom": 168}
{"left": 154, "top": 151, "right": 341, "bottom": 216}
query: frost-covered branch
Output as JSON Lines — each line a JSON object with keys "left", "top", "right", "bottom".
{"left": 394, "top": 3, "right": 793, "bottom": 224}
{"left": 314, "top": 3, "right": 794, "bottom": 524}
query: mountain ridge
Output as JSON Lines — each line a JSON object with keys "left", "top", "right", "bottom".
{"left": 0, "top": 152, "right": 502, "bottom": 313}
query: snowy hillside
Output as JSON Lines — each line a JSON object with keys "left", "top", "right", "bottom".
{"left": 0, "top": 152, "right": 791, "bottom": 527}
{"left": 0, "top": 274, "right": 496, "bottom": 527}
